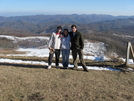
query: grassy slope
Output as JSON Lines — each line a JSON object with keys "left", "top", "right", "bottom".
{"left": 0, "top": 65, "right": 134, "bottom": 101}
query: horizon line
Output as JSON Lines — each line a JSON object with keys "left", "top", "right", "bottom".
{"left": 0, "top": 13, "right": 134, "bottom": 17}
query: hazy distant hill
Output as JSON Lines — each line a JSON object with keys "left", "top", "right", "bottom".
{"left": 0, "top": 14, "right": 134, "bottom": 35}
{"left": 87, "top": 18, "right": 134, "bottom": 31}
{"left": 113, "top": 25, "right": 134, "bottom": 34}
{"left": 0, "top": 14, "right": 133, "bottom": 24}
{"left": 0, "top": 27, "right": 34, "bottom": 37}
{"left": 0, "top": 21, "right": 37, "bottom": 30}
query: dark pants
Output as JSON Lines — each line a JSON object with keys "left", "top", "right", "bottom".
{"left": 48, "top": 49, "right": 60, "bottom": 66}
{"left": 72, "top": 49, "right": 88, "bottom": 71}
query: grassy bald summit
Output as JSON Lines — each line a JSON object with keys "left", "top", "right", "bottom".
{"left": 0, "top": 65, "right": 134, "bottom": 101}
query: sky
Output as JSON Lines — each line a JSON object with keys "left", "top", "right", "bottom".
{"left": 0, "top": 0, "right": 134, "bottom": 16}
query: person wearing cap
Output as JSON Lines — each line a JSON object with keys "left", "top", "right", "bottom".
{"left": 69, "top": 25, "right": 88, "bottom": 72}
{"left": 47, "top": 26, "right": 62, "bottom": 69}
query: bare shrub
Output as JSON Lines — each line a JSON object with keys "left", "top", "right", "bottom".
{"left": 0, "top": 38, "right": 18, "bottom": 49}
{"left": 17, "top": 38, "right": 48, "bottom": 48}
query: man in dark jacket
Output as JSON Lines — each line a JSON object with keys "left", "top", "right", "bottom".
{"left": 69, "top": 25, "right": 88, "bottom": 72}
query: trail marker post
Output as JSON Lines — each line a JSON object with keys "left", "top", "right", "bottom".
{"left": 125, "top": 42, "right": 134, "bottom": 65}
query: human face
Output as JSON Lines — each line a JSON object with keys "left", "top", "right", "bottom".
{"left": 71, "top": 27, "right": 77, "bottom": 32}
{"left": 64, "top": 30, "right": 68, "bottom": 35}
{"left": 57, "top": 29, "right": 62, "bottom": 33}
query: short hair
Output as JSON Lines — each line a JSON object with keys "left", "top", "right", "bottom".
{"left": 64, "top": 29, "right": 68, "bottom": 32}
{"left": 71, "top": 25, "right": 77, "bottom": 28}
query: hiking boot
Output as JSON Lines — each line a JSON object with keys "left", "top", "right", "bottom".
{"left": 47, "top": 65, "right": 51, "bottom": 69}
{"left": 84, "top": 69, "right": 89, "bottom": 72}
{"left": 73, "top": 66, "right": 77, "bottom": 69}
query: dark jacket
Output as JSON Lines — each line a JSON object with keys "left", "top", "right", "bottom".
{"left": 69, "top": 31, "right": 84, "bottom": 50}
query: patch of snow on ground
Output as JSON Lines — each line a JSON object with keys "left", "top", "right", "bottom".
{"left": 0, "top": 35, "right": 49, "bottom": 43}
{"left": 0, "top": 58, "right": 120, "bottom": 71}
{"left": 15, "top": 48, "right": 49, "bottom": 57}
{"left": 84, "top": 40, "right": 106, "bottom": 56}
{"left": 0, "top": 35, "right": 133, "bottom": 71}
{"left": 8, "top": 48, "right": 109, "bottom": 61}
{"left": 122, "top": 58, "right": 134, "bottom": 64}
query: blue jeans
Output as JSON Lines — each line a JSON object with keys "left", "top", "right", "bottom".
{"left": 62, "top": 49, "right": 70, "bottom": 67}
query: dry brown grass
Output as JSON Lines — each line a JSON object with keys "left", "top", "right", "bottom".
{"left": 0, "top": 64, "right": 134, "bottom": 101}
{"left": 0, "top": 49, "right": 26, "bottom": 55}
{"left": 0, "top": 55, "right": 47, "bottom": 62}
{"left": 127, "top": 64, "right": 134, "bottom": 69}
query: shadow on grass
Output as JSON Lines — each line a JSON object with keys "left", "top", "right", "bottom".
{"left": 0, "top": 62, "right": 48, "bottom": 69}
{"left": 0, "top": 62, "right": 87, "bottom": 72}
{"left": 60, "top": 67, "right": 86, "bottom": 72}
{"left": 0, "top": 62, "right": 129, "bottom": 72}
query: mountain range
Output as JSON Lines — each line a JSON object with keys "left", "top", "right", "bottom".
{"left": 0, "top": 14, "right": 134, "bottom": 35}
{"left": 0, "top": 14, "right": 134, "bottom": 23}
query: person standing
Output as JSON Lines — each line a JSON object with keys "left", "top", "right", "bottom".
{"left": 69, "top": 25, "right": 88, "bottom": 72}
{"left": 47, "top": 26, "right": 62, "bottom": 69}
{"left": 61, "top": 29, "right": 71, "bottom": 69}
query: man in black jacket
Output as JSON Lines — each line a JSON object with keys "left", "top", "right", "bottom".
{"left": 69, "top": 25, "right": 88, "bottom": 72}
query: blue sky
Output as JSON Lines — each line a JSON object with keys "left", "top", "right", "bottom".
{"left": 0, "top": 0, "right": 134, "bottom": 16}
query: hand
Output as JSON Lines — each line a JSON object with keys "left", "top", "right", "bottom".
{"left": 49, "top": 47, "right": 55, "bottom": 51}
{"left": 59, "top": 34, "right": 63, "bottom": 38}
{"left": 48, "top": 47, "right": 52, "bottom": 50}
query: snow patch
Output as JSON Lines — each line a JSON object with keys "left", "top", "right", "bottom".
{"left": 0, "top": 58, "right": 120, "bottom": 71}
{"left": 0, "top": 35, "right": 133, "bottom": 71}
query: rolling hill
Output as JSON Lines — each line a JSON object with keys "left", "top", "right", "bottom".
{"left": 0, "top": 14, "right": 134, "bottom": 35}
{"left": 0, "top": 14, "right": 133, "bottom": 24}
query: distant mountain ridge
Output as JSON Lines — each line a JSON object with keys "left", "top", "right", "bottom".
{"left": 88, "top": 18, "right": 134, "bottom": 31}
{"left": 0, "top": 14, "right": 134, "bottom": 35}
{"left": 0, "top": 14, "right": 134, "bottom": 24}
